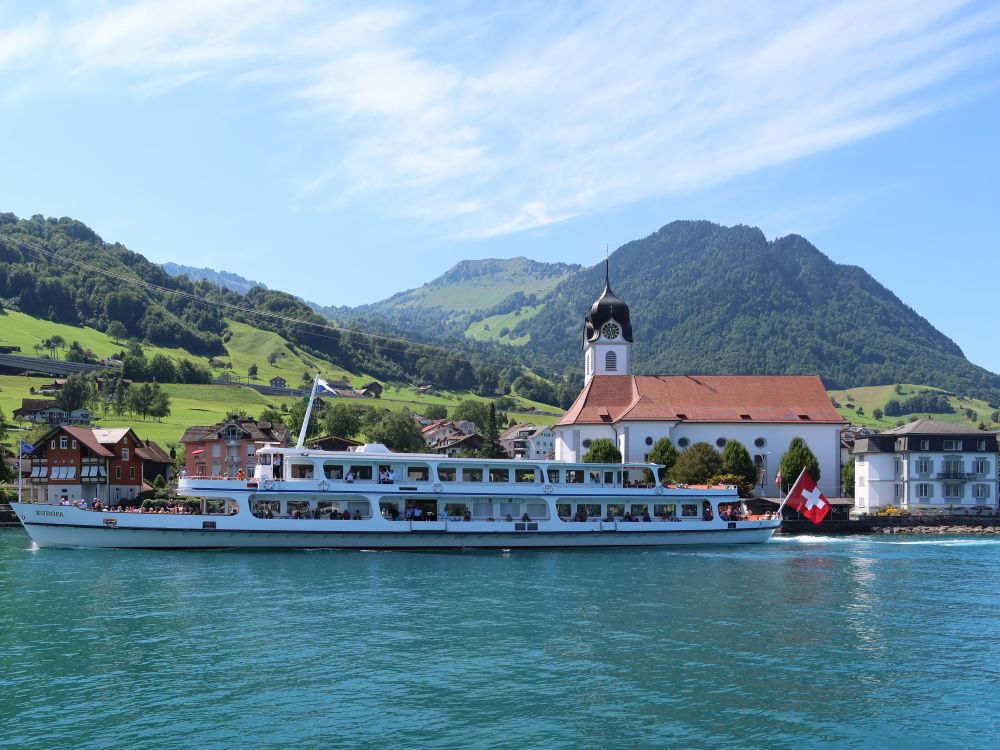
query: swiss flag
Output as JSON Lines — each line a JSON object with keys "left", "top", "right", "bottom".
{"left": 773, "top": 468, "right": 782, "bottom": 489}
{"left": 784, "top": 470, "right": 830, "bottom": 525}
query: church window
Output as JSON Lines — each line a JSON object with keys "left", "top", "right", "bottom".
{"left": 605, "top": 351, "right": 617, "bottom": 372}
{"left": 582, "top": 439, "right": 592, "bottom": 449}
{"left": 645, "top": 436, "right": 653, "bottom": 446}
{"left": 677, "top": 437, "right": 690, "bottom": 448}
{"left": 716, "top": 438, "right": 727, "bottom": 448}
{"left": 754, "top": 437, "right": 766, "bottom": 448}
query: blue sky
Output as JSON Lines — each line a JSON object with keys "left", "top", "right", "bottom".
{"left": 1, "top": 1, "right": 999, "bottom": 373}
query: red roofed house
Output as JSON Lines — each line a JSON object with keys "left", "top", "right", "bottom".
{"left": 554, "top": 264, "right": 846, "bottom": 498}
{"left": 180, "top": 413, "right": 290, "bottom": 478}
{"left": 24, "top": 426, "right": 172, "bottom": 505}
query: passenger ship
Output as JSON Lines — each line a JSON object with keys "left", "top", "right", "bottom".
{"left": 12, "top": 379, "right": 780, "bottom": 550}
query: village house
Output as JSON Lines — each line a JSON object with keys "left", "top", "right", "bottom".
{"left": 180, "top": 413, "right": 291, "bottom": 478}
{"left": 306, "top": 434, "right": 364, "bottom": 452}
{"left": 13, "top": 398, "right": 92, "bottom": 426}
{"left": 500, "top": 423, "right": 556, "bottom": 459}
{"left": 429, "top": 432, "right": 484, "bottom": 457}
{"left": 269, "top": 376, "right": 287, "bottom": 389}
{"left": 553, "top": 265, "right": 846, "bottom": 498}
{"left": 23, "top": 425, "right": 171, "bottom": 505}
{"left": 852, "top": 419, "right": 999, "bottom": 515}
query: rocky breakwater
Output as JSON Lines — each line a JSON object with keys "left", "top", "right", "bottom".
{"left": 871, "top": 517, "right": 1000, "bottom": 535}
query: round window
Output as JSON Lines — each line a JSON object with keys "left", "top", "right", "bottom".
{"left": 645, "top": 436, "right": 653, "bottom": 446}
{"left": 677, "top": 437, "right": 690, "bottom": 448}
{"left": 716, "top": 438, "right": 727, "bottom": 448}
{"left": 582, "top": 439, "right": 592, "bottom": 449}
{"left": 754, "top": 437, "right": 766, "bottom": 448}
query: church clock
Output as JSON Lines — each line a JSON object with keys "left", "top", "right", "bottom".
{"left": 601, "top": 322, "right": 620, "bottom": 340}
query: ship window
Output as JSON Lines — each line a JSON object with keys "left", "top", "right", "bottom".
{"left": 557, "top": 503, "right": 571, "bottom": 518}
{"left": 654, "top": 503, "right": 677, "bottom": 518}
{"left": 442, "top": 503, "right": 470, "bottom": 519}
{"left": 462, "top": 468, "right": 483, "bottom": 482}
{"left": 349, "top": 465, "right": 373, "bottom": 481}
{"left": 607, "top": 503, "right": 624, "bottom": 518}
{"left": 630, "top": 504, "right": 648, "bottom": 517}
{"left": 575, "top": 503, "right": 601, "bottom": 519}
{"left": 681, "top": 503, "right": 698, "bottom": 517}
{"left": 566, "top": 469, "right": 584, "bottom": 484}
{"left": 287, "top": 500, "right": 310, "bottom": 517}
{"left": 406, "top": 465, "right": 430, "bottom": 482}
{"left": 488, "top": 467, "right": 509, "bottom": 483}
{"left": 515, "top": 468, "right": 536, "bottom": 483}
{"left": 605, "top": 351, "right": 617, "bottom": 372}
{"left": 527, "top": 503, "right": 548, "bottom": 519}
{"left": 323, "top": 462, "right": 344, "bottom": 479}
{"left": 258, "top": 453, "right": 271, "bottom": 466}
{"left": 547, "top": 468, "right": 560, "bottom": 483}
{"left": 438, "top": 466, "right": 457, "bottom": 482}
{"left": 289, "top": 463, "right": 314, "bottom": 479}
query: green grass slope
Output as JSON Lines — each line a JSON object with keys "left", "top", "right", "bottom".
{"left": 464, "top": 305, "right": 544, "bottom": 345}
{"left": 829, "top": 384, "right": 999, "bottom": 430}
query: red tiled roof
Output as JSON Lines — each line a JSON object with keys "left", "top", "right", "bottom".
{"left": 557, "top": 375, "right": 844, "bottom": 426}
{"left": 59, "top": 426, "right": 115, "bottom": 457}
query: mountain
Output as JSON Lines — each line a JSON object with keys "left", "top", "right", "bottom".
{"left": 162, "top": 263, "right": 266, "bottom": 294}
{"left": 357, "top": 220, "right": 1000, "bottom": 403}
{"left": 316, "top": 257, "right": 580, "bottom": 342}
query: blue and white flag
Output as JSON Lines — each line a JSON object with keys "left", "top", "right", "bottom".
{"left": 20, "top": 441, "right": 33, "bottom": 456}
{"left": 316, "top": 378, "right": 338, "bottom": 396}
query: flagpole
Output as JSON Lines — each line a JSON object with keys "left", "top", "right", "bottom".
{"left": 296, "top": 373, "right": 321, "bottom": 449}
{"left": 775, "top": 466, "right": 808, "bottom": 516}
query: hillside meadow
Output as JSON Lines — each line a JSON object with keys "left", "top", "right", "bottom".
{"left": 829, "top": 383, "right": 999, "bottom": 430}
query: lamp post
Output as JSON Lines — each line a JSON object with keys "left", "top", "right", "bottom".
{"left": 757, "top": 452, "right": 771, "bottom": 496}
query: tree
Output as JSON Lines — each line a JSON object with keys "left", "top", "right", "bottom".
{"left": 480, "top": 402, "right": 504, "bottom": 458}
{"left": 841, "top": 458, "right": 855, "bottom": 497}
{"left": 48, "top": 334, "right": 66, "bottom": 358}
{"left": 424, "top": 404, "right": 448, "bottom": 420}
{"left": 368, "top": 409, "right": 425, "bottom": 452}
{"left": 644, "top": 437, "right": 679, "bottom": 483}
{"left": 113, "top": 382, "right": 127, "bottom": 417}
{"left": 258, "top": 408, "right": 285, "bottom": 426}
{"left": 56, "top": 372, "right": 94, "bottom": 412}
{"left": 148, "top": 353, "right": 177, "bottom": 383}
{"left": 872, "top": 407, "right": 883, "bottom": 421}
{"left": 778, "top": 436, "right": 821, "bottom": 492}
{"left": 719, "top": 439, "right": 757, "bottom": 490}
{"left": 453, "top": 399, "right": 489, "bottom": 432}
{"left": 322, "top": 402, "right": 362, "bottom": 439}
{"left": 248, "top": 363, "right": 259, "bottom": 380}
{"left": 670, "top": 442, "right": 722, "bottom": 484}
{"left": 708, "top": 472, "right": 755, "bottom": 498}
{"left": 267, "top": 351, "right": 279, "bottom": 366}
{"left": 148, "top": 383, "right": 171, "bottom": 421}
{"left": 126, "top": 382, "right": 154, "bottom": 420}
{"left": 106, "top": 320, "right": 128, "bottom": 342}
{"left": 582, "top": 438, "right": 622, "bottom": 463}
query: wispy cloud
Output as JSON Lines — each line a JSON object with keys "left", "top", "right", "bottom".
{"left": 3, "top": 0, "right": 998, "bottom": 238}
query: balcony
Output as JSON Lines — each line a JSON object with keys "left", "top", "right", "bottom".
{"left": 935, "top": 472, "right": 977, "bottom": 481}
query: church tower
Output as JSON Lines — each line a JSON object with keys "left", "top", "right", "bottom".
{"left": 583, "top": 259, "right": 633, "bottom": 382}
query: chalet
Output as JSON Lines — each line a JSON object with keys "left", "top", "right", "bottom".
{"left": 430, "top": 432, "right": 484, "bottom": 457}
{"left": 180, "top": 413, "right": 291, "bottom": 478}
{"left": 360, "top": 381, "right": 383, "bottom": 398}
{"left": 24, "top": 425, "right": 170, "bottom": 505}
{"left": 13, "top": 398, "right": 92, "bottom": 426}
{"left": 306, "top": 434, "right": 363, "bottom": 452}
{"left": 269, "top": 376, "right": 287, "bottom": 389}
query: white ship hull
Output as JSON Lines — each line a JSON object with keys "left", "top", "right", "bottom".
{"left": 12, "top": 503, "right": 778, "bottom": 549}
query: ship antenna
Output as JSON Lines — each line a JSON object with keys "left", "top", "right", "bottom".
{"left": 296, "top": 373, "right": 321, "bottom": 448}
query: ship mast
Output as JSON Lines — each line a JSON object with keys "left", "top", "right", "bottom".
{"left": 296, "top": 373, "right": 321, "bottom": 448}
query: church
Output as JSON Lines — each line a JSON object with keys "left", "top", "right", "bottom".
{"left": 553, "top": 265, "right": 845, "bottom": 498}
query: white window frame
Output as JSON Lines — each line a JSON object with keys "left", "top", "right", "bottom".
{"left": 973, "top": 458, "right": 989, "bottom": 475}
{"left": 122, "top": 447, "right": 129, "bottom": 461}
{"left": 973, "top": 484, "right": 990, "bottom": 499}
{"left": 943, "top": 439, "right": 961, "bottom": 451}
{"left": 916, "top": 483, "right": 932, "bottom": 499}
{"left": 59, "top": 436, "right": 68, "bottom": 449}
{"left": 916, "top": 457, "right": 932, "bottom": 475}
{"left": 943, "top": 482, "right": 962, "bottom": 499}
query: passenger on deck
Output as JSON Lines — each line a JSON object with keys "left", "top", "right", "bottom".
{"left": 413, "top": 506, "right": 424, "bottom": 520}
{"left": 345, "top": 470, "right": 355, "bottom": 483}
{"left": 353, "top": 510, "right": 362, "bottom": 520}
{"left": 237, "top": 469, "right": 245, "bottom": 480}
{"left": 642, "top": 511, "right": 652, "bottom": 522}
{"left": 273, "top": 455, "right": 282, "bottom": 479}
{"left": 379, "top": 468, "right": 389, "bottom": 483}
{"left": 341, "top": 509, "right": 351, "bottom": 520}
{"left": 387, "top": 468, "right": 396, "bottom": 484}
{"left": 463, "top": 510, "right": 472, "bottom": 522}
{"left": 521, "top": 512, "right": 531, "bottom": 522}
{"left": 404, "top": 504, "right": 414, "bottom": 521}
{"left": 623, "top": 512, "right": 633, "bottom": 522}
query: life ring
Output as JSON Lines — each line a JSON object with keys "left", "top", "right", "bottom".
{"left": 433, "top": 482, "right": 443, "bottom": 493}
{"left": 543, "top": 484, "right": 553, "bottom": 494}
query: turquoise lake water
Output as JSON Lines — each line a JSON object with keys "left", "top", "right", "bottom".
{"left": 2, "top": 528, "right": 999, "bottom": 750}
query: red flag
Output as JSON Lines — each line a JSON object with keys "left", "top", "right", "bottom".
{"left": 784, "top": 470, "right": 830, "bottom": 525}
{"left": 773, "top": 468, "right": 782, "bottom": 488}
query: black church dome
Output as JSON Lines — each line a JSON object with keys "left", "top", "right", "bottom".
{"left": 584, "top": 273, "right": 633, "bottom": 347}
